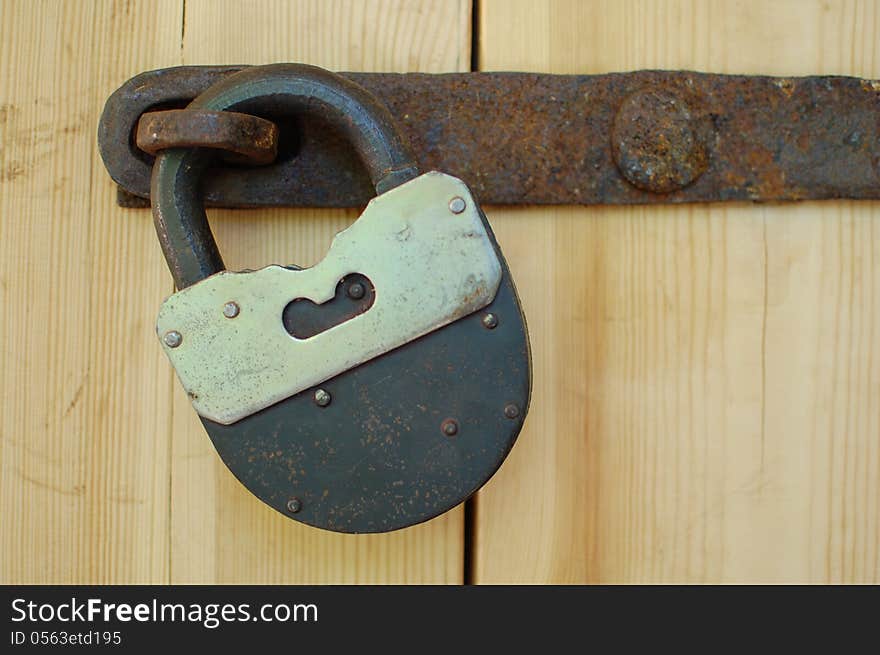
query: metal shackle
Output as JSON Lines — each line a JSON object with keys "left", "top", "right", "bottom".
{"left": 150, "top": 63, "right": 420, "bottom": 289}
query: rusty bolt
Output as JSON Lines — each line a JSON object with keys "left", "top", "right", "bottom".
{"left": 441, "top": 419, "right": 459, "bottom": 436}
{"left": 347, "top": 282, "right": 365, "bottom": 300}
{"left": 503, "top": 403, "right": 520, "bottom": 419}
{"left": 482, "top": 313, "right": 498, "bottom": 329}
{"left": 222, "top": 301, "right": 240, "bottom": 318}
{"left": 314, "top": 388, "right": 331, "bottom": 407}
{"left": 163, "top": 330, "right": 182, "bottom": 348}
{"left": 448, "top": 196, "right": 466, "bottom": 214}
{"left": 611, "top": 87, "right": 709, "bottom": 194}
{"left": 286, "top": 498, "right": 302, "bottom": 513}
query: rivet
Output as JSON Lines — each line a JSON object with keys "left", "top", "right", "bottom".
{"left": 223, "top": 301, "right": 240, "bottom": 318}
{"left": 286, "top": 498, "right": 302, "bottom": 513}
{"left": 314, "top": 388, "right": 331, "bottom": 407}
{"left": 347, "top": 282, "right": 365, "bottom": 300}
{"left": 441, "top": 419, "right": 459, "bottom": 437}
{"left": 448, "top": 196, "right": 466, "bottom": 214}
{"left": 482, "top": 313, "right": 498, "bottom": 329}
{"left": 611, "top": 87, "right": 709, "bottom": 194}
{"left": 163, "top": 330, "right": 182, "bottom": 348}
{"left": 503, "top": 403, "right": 520, "bottom": 419}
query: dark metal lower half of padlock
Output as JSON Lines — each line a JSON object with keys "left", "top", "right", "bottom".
{"left": 201, "top": 261, "right": 530, "bottom": 533}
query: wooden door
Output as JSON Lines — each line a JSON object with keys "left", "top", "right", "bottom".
{"left": 1, "top": 0, "right": 878, "bottom": 584}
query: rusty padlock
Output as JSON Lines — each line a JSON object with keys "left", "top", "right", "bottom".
{"left": 149, "top": 63, "right": 531, "bottom": 533}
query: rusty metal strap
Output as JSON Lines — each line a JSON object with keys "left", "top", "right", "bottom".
{"left": 99, "top": 66, "right": 880, "bottom": 208}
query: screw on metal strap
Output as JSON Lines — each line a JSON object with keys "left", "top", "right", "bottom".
{"left": 150, "top": 63, "right": 420, "bottom": 290}
{"left": 136, "top": 109, "right": 280, "bottom": 165}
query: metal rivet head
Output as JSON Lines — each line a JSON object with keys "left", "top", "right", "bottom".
{"left": 503, "top": 403, "right": 520, "bottom": 419}
{"left": 611, "top": 87, "right": 709, "bottom": 194}
{"left": 223, "top": 301, "right": 240, "bottom": 318}
{"left": 314, "top": 388, "right": 331, "bottom": 407}
{"left": 448, "top": 196, "right": 466, "bottom": 214}
{"left": 347, "top": 282, "right": 365, "bottom": 300}
{"left": 286, "top": 498, "right": 302, "bottom": 513}
{"left": 163, "top": 330, "right": 182, "bottom": 348}
{"left": 482, "top": 313, "right": 498, "bottom": 329}
{"left": 441, "top": 419, "right": 459, "bottom": 436}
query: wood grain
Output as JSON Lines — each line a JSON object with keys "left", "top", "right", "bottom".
{"left": 169, "top": 0, "right": 470, "bottom": 584}
{"left": 0, "top": 0, "right": 469, "bottom": 584}
{"left": 474, "top": 0, "right": 880, "bottom": 583}
{"left": 0, "top": 0, "right": 182, "bottom": 583}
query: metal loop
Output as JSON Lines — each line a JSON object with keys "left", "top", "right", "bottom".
{"left": 151, "top": 63, "right": 420, "bottom": 289}
{"left": 136, "top": 109, "right": 280, "bottom": 165}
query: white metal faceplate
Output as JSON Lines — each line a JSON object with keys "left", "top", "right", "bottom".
{"left": 156, "top": 172, "right": 502, "bottom": 425}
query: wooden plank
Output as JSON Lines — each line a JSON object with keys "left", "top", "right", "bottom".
{"left": 169, "top": 0, "right": 470, "bottom": 583}
{"left": 0, "top": 0, "right": 182, "bottom": 583}
{"left": 474, "top": 0, "right": 880, "bottom": 583}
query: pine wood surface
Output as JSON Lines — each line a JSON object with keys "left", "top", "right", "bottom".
{"left": 474, "top": 0, "right": 880, "bottom": 583}
{"left": 0, "top": 0, "right": 469, "bottom": 584}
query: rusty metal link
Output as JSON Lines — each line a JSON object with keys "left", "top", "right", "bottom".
{"left": 136, "top": 109, "right": 280, "bottom": 165}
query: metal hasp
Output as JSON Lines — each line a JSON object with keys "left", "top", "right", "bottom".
{"left": 146, "top": 64, "right": 531, "bottom": 533}
{"left": 99, "top": 66, "right": 880, "bottom": 208}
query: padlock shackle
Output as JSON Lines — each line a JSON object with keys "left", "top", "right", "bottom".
{"left": 151, "top": 63, "right": 420, "bottom": 289}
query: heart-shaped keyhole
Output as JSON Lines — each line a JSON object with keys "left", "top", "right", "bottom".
{"left": 282, "top": 274, "right": 375, "bottom": 339}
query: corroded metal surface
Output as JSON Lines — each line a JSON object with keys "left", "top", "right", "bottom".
{"left": 136, "top": 109, "right": 279, "bottom": 164}
{"left": 99, "top": 66, "right": 880, "bottom": 208}
{"left": 610, "top": 87, "right": 711, "bottom": 193}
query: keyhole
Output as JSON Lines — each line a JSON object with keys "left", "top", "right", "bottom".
{"left": 282, "top": 274, "right": 375, "bottom": 339}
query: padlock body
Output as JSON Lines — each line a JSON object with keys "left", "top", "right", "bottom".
{"left": 158, "top": 172, "right": 531, "bottom": 533}
{"left": 203, "top": 246, "right": 529, "bottom": 532}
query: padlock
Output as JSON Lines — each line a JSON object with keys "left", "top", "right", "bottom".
{"left": 150, "top": 63, "right": 531, "bottom": 533}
